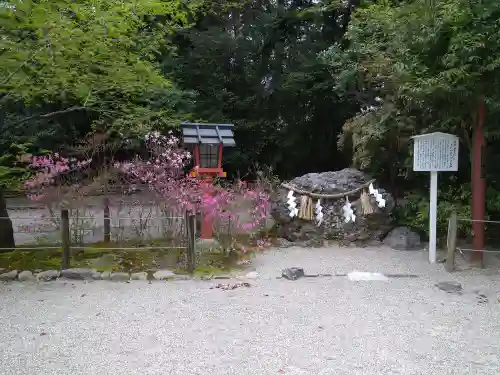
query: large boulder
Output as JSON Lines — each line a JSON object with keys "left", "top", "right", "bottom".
{"left": 271, "top": 168, "right": 395, "bottom": 245}
{"left": 383, "top": 226, "right": 422, "bottom": 250}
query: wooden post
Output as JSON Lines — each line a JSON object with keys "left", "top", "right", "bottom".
{"left": 103, "top": 197, "right": 110, "bottom": 243}
{"left": 61, "top": 209, "right": 71, "bottom": 269}
{"left": 445, "top": 211, "right": 457, "bottom": 272}
{"left": 186, "top": 211, "right": 196, "bottom": 274}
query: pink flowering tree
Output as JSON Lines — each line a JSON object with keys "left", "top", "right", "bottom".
{"left": 115, "top": 131, "right": 270, "bottom": 232}
{"left": 23, "top": 153, "right": 92, "bottom": 205}
{"left": 23, "top": 131, "right": 270, "bottom": 239}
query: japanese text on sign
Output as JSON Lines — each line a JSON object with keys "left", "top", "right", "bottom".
{"left": 413, "top": 134, "right": 459, "bottom": 172}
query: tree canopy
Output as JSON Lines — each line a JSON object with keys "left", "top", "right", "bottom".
{"left": 2, "top": 0, "right": 500, "bottom": 239}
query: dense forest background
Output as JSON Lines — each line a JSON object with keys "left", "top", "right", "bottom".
{"left": 2, "top": 0, "right": 500, "bottom": 240}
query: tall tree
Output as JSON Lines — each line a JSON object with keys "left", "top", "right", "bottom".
{"left": 322, "top": 0, "right": 500, "bottom": 235}
{"left": 0, "top": 0, "right": 197, "bottom": 247}
{"left": 167, "top": 0, "right": 357, "bottom": 178}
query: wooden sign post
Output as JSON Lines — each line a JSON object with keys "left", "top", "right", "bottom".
{"left": 411, "top": 132, "right": 459, "bottom": 264}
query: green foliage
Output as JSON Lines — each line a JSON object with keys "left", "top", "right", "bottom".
{"left": 0, "top": 0, "right": 200, "bottom": 190}
{"left": 394, "top": 188, "right": 473, "bottom": 240}
{"left": 4, "top": 0, "right": 500, "bottom": 246}
{"left": 167, "top": 0, "right": 356, "bottom": 178}
{"left": 1, "top": 0, "right": 186, "bottom": 103}
{"left": 322, "top": 0, "right": 500, "bottom": 168}
{"left": 320, "top": 0, "right": 500, "bottom": 237}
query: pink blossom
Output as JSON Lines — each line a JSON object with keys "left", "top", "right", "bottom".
{"left": 23, "top": 132, "right": 270, "bottom": 231}
{"left": 117, "top": 133, "right": 270, "bottom": 230}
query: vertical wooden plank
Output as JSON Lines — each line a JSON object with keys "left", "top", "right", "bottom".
{"left": 103, "top": 197, "right": 110, "bottom": 243}
{"left": 61, "top": 209, "right": 71, "bottom": 269}
{"left": 186, "top": 211, "right": 196, "bottom": 274}
{"left": 445, "top": 211, "right": 457, "bottom": 272}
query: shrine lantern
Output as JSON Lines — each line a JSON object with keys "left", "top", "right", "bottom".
{"left": 180, "top": 122, "right": 236, "bottom": 240}
{"left": 180, "top": 122, "right": 236, "bottom": 181}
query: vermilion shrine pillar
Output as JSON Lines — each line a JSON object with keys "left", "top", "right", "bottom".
{"left": 471, "top": 96, "right": 486, "bottom": 266}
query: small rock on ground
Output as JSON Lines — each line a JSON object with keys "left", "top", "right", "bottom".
{"left": 436, "top": 281, "right": 463, "bottom": 294}
{"left": 18, "top": 270, "right": 35, "bottom": 281}
{"left": 0, "top": 270, "right": 18, "bottom": 281}
{"left": 91, "top": 272, "right": 102, "bottom": 280}
{"left": 131, "top": 272, "right": 147, "bottom": 281}
{"left": 110, "top": 272, "right": 130, "bottom": 281}
{"left": 101, "top": 271, "right": 111, "bottom": 280}
{"left": 36, "top": 270, "right": 59, "bottom": 281}
{"left": 281, "top": 267, "right": 305, "bottom": 280}
{"left": 154, "top": 269, "right": 176, "bottom": 280}
{"left": 276, "top": 238, "right": 293, "bottom": 248}
{"left": 60, "top": 268, "right": 94, "bottom": 280}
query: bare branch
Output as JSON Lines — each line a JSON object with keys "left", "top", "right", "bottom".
{"left": 9, "top": 106, "right": 96, "bottom": 126}
{"left": 0, "top": 46, "right": 44, "bottom": 87}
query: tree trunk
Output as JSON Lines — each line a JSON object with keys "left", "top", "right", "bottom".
{"left": 0, "top": 188, "right": 15, "bottom": 249}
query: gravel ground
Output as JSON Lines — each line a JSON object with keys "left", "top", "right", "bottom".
{"left": 1, "top": 245, "right": 500, "bottom": 375}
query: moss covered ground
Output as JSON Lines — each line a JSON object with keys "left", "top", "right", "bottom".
{"left": 0, "top": 237, "right": 263, "bottom": 276}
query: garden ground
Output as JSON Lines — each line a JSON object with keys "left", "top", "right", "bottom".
{"left": 1, "top": 245, "right": 500, "bottom": 375}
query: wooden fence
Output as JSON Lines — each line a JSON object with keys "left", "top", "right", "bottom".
{"left": 0, "top": 210, "right": 197, "bottom": 273}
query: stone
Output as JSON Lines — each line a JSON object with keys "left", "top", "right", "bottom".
{"left": 101, "top": 271, "right": 111, "bottom": 280}
{"left": 245, "top": 271, "right": 259, "bottom": 279}
{"left": 0, "top": 270, "right": 18, "bottom": 281}
{"left": 110, "top": 272, "right": 130, "bottom": 281}
{"left": 18, "top": 270, "right": 35, "bottom": 281}
{"left": 154, "top": 269, "right": 176, "bottom": 280}
{"left": 91, "top": 271, "right": 102, "bottom": 280}
{"left": 436, "top": 281, "right": 462, "bottom": 294}
{"left": 288, "top": 168, "right": 367, "bottom": 194}
{"left": 281, "top": 267, "right": 305, "bottom": 280}
{"left": 60, "top": 268, "right": 94, "bottom": 280}
{"left": 383, "top": 227, "right": 422, "bottom": 251}
{"left": 263, "top": 217, "right": 276, "bottom": 232}
{"left": 0, "top": 268, "right": 5, "bottom": 273}
{"left": 37, "top": 270, "right": 59, "bottom": 281}
{"left": 276, "top": 238, "right": 293, "bottom": 248}
{"left": 271, "top": 168, "right": 395, "bottom": 245}
{"left": 303, "top": 238, "right": 324, "bottom": 247}
{"left": 131, "top": 272, "right": 148, "bottom": 281}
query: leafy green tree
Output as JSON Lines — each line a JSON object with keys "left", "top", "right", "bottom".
{"left": 0, "top": 0, "right": 197, "bottom": 133}
{"left": 0, "top": 0, "right": 197, "bottom": 247}
{"left": 167, "top": 0, "right": 356, "bottom": 178}
{"left": 322, "top": 0, "right": 500, "bottom": 236}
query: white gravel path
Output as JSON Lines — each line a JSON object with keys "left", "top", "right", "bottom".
{"left": 1, "top": 245, "right": 500, "bottom": 375}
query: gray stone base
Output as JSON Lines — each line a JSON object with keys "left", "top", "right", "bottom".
{"left": 0, "top": 268, "right": 190, "bottom": 283}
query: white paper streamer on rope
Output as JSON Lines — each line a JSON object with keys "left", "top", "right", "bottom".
{"left": 315, "top": 199, "right": 323, "bottom": 226}
{"left": 368, "top": 183, "right": 386, "bottom": 208}
{"left": 342, "top": 197, "right": 356, "bottom": 223}
{"left": 287, "top": 190, "right": 299, "bottom": 218}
